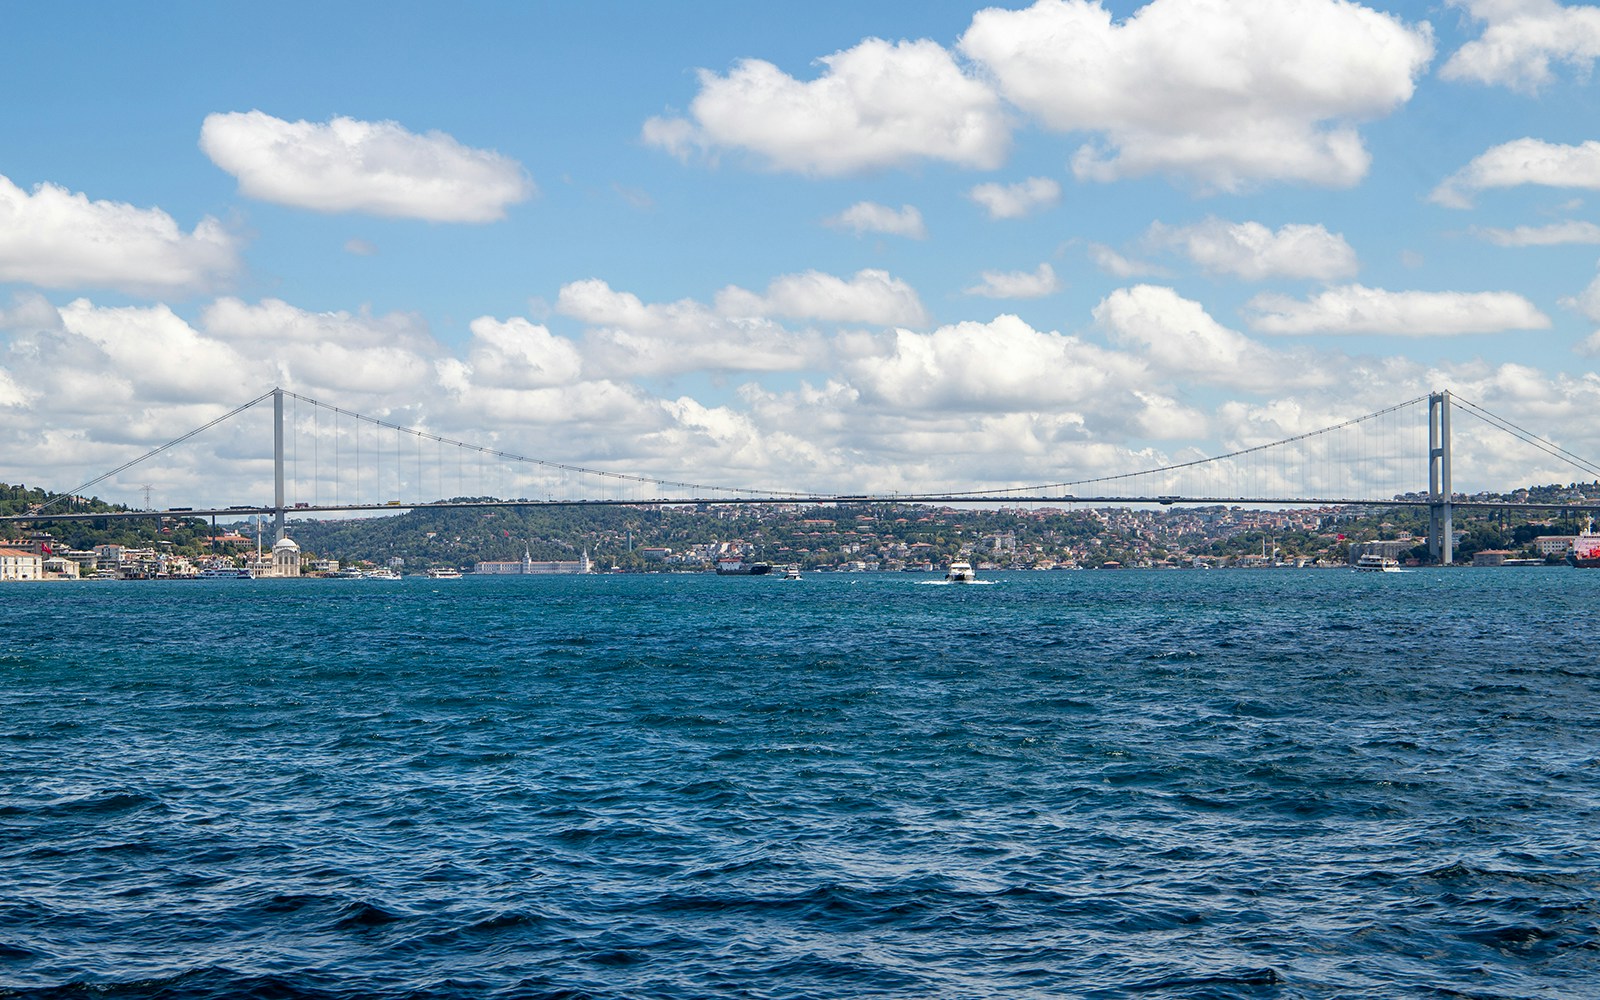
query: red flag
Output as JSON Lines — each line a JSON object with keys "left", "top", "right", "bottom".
{"left": 1336, "top": 534, "right": 1346, "bottom": 541}
{"left": 41, "top": 543, "right": 52, "bottom": 555}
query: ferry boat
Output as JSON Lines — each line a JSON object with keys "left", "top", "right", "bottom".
{"left": 425, "top": 567, "right": 463, "bottom": 579}
{"left": 1354, "top": 553, "right": 1401, "bottom": 573}
{"left": 1569, "top": 519, "right": 1600, "bottom": 568}
{"left": 945, "top": 561, "right": 976, "bottom": 583}
{"left": 715, "top": 559, "right": 772, "bottom": 576}
{"left": 197, "top": 566, "right": 253, "bottom": 580}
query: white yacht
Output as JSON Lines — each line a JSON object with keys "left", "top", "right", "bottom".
{"left": 945, "top": 561, "right": 976, "bottom": 583}
{"left": 1354, "top": 553, "right": 1401, "bottom": 573}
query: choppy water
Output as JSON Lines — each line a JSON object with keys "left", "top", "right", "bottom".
{"left": 2, "top": 569, "right": 1598, "bottom": 999}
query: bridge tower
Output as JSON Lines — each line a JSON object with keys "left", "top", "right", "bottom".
{"left": 273, "top": 387, "right": 286, "bottom": 541}
{"left": 1427, "top": 390, "right": 1453, "bottom": 565}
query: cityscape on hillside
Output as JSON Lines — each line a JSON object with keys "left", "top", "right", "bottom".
{"left": 3, "top": 480, "right": 1598, "bottom": 580}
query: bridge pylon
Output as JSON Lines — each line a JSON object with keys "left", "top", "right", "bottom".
{"left": 1428, "top": 390, "right": 1453, "bottom": 565}
{"left": 273, "top": 387, "right": 286, "bottom": 541}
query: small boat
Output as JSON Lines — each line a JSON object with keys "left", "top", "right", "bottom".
{"left": 783, "top": 565, "right": 802, "bottom": 580}
{"left": 425, "top": 567, "right": 463, "bottom": 579}
{"left": 945, "top": 561, "right": 976, "bottom": 582}
{"left": 362, "top": 567, "right": 403, "bottom": 580}
{"left": 1354, "top": 553, "right": 1400, "bottom": 573}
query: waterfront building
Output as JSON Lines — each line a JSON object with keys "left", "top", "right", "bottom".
{"left": 271, "top": 536, "right": 302, "bottom": 578}
{"left": 1535, "top": 535, "right": 1577, "bottom": 557}
{"left": 0, "top": 548, "right": 43, "bottom": 581}
{"left": 42, "top": 556, "right": 80, "bottom": 579}
{"left": 473, "top": 546, "right": 592, "bottom": 575}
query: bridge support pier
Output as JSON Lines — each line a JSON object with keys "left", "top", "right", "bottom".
{"left": 1428, "top": 390, "right": 1452, "bottom": 565}
{"left": 273, "top": 387, "right": 286, "bottom": 541}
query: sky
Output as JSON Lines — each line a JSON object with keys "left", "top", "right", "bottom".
{"left": 4, "top": 0, "right": 1600, "bottom": 509}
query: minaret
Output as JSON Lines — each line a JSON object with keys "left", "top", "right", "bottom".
{"left": 522, "top": 545, "right": 532, "bottom": 574}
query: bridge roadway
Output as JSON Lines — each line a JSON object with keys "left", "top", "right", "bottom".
{"left": 5, "top": 495, "right": 1598, "bottom": 523}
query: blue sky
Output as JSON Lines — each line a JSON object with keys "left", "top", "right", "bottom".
{"left": 3, "top": 0, "right": 1600, "bottom": 507}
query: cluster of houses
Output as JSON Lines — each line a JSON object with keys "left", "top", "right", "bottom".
{"left": 0, "top": 536, "right": 307, "bottom": 581}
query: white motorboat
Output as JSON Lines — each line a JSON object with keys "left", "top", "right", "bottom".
{"left": 945, "top": 561, "right": 976, "bottom": 582}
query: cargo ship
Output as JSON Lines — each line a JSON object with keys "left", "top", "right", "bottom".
{"left": 1570, "top": 519, "right": 1600, "bottom": 568}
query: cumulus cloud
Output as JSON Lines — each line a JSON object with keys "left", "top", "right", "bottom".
{"left": 1146, "top": 218, "right": 1360, "bottom": 280}
{"left": 200, "top": 111, "right": 533, "bottom": 222}
{"left": 840, "top": 314, "right": 1144, "bottom": 411}
{"left": 641, "top": 37, "right": 1009, "bottom": 175}
{"left": 965, "top": 263, "right": 1061, "bottom": 299}
{"left": 1093, "top": 284, "right": 1310, "bottom": 389}
{"left": 824, "top": 201, "right": 927, "bottom": 239}
{"left": 1442, "top": 0, "right": 1600, "bottom": 92}
{"left": 969, "top": 176, "right": 1061, "bottom": 219}
{"left": 753, "top": 269, "right": 930, "bottom": 326}
{"left": 1243, "top": 284, "right": 1551, "bottom": 335}
{"left": 554, "top": 278, "right": 826, "bottom": 377}
{"left": 958, "top": 0, "right": 1433, "bottom": 190}
{"left": 58, "top": 300, "right": 253, "bottom": 404}
{"left": 0, "top": 174, "right": 239, "bottom": 296}
{"left": 199, "top": 297, "right": 438, "bottom": 395}
{"left": 1474, "top": 220, "right": 1600, "bottom": 246}
{"left": 1433, "top": 139, "right": 1600, "bottom": 207}
{"left": 444, "top": 317, "right": 584, "bottom": 390}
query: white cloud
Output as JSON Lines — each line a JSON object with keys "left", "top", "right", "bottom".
{"left": 1093, "top": 284, "right": 1310, "bottom": 389}
{"left": 59, "top": 300, "right": 253, "bottom": 403}
{"left": 965, "top": 263, "right": 1062, "bottom": 299}
{"left": 839, "top": 313, "right": 1144, "bottom": 411}
{"left": 1243, "top": 284, "right": 1551, "bottom": 335}
{"left": 1432, "top": 138, "right": 1600, "bottom": 208}
{"left": 199, "top": 297, "right": 438, "bottom": 395}
{"left": 457, "top": 316, "right": 584, "bottom": 388}
{"left": 1146, "top": 218, "right": 1359, "bottom": 280}
{"left": 0, "top": 174, "right": 239, "bottom": 296}
{"left": 824, "top": 201, "right": 927, "bottom": 239}
{"left": 969, "top": 177, "right": 1061, "bottom": 219}
{"left": 344, "top": 238, "right": 379, "bottom": 256}
{"left": 1088, "top": 244, "right": 1164, "bottom": 278}
{"left": 1560, "top": 269, "right": 1600, "bottom": 355}
{"left": 200, "top": 111, "right": 534, "bottom": 222}
{"left": 554, "top": 278, "right": 825, "bottom": 377}
{"left": 958, "top": 0, "right": 1433, "bottom": 190}
{"left": 1442, "top": 0, "right": 1600, "bottom": 92}
{"left": 642, "top": 37, "right": 1009, "bottom": 175}
{"left": 753, "top": 269, "right": 930, "bottom": 326}
{"left": 1474, "top": 220, "right": 1600, "bottom": 246}
{"left": 1562, "top": 270, "right": 1600, "bottom": 322}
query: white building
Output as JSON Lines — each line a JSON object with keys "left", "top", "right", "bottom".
{"left": 1535, "top": 535, "right": 1577, "bottom": 557}
{"left": 271, "top": 536, "right": 302, "bottom": 578}
{"left": 0, "top": 548, "right": 44, "bottom": 581}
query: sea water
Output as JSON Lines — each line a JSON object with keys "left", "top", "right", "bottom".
{"left": 1, "top": 569, "right": 1597, "bottom": 999}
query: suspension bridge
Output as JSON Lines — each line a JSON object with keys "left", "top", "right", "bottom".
{"left": 7, "top": 388, "right": 1600, "bottom": 565}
